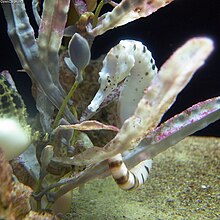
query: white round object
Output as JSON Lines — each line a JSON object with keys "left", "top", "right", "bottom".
{"left": 0, "top": 117, "right": 31, "bottom": 160}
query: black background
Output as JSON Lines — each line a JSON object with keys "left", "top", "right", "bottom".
{"left": 0, "top": 0, "right": 220, "bottom": 136}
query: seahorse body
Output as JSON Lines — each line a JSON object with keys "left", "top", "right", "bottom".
{"left": 117, "top": 40, "right": 157, "bottom": 123}
{"left": 108, "top": 153, "right": 152, "bottom": 190}
{"left": 88, "top": 40, "right": 157, "bottom": 122}
{"left": 88, "top": 40, "right": 157, "bottom": 190}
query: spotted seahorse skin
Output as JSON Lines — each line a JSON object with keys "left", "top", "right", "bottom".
{"left": 88, "top": 40, "right": 157, "bottom": 124}
{"left": 117, "top": 40, "right": 157, "bottom": 123}
{"left": 87, "top": 40, "right": 157, "bottom": 190}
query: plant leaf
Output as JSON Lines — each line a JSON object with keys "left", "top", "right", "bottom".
{"left": 56, "top": 120, "right": 119, "bottom": 132}
{"left": 49, "top": 97, "right": 220, "bottom": 195}
{"left": 124, "top": 96, "right": 220, "bottom": 168}
{"left": 89, "top": 0, "right": 173, "bottom": 36}
{"left": 1, "top": 2, "right": 77, "bottom": 125}
{"left": 69, "top": 37, "right": 214, "bottom": 166}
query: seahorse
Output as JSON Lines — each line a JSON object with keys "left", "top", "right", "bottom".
{"left": 88, "top": 40, "right": 157, "bottom": 190}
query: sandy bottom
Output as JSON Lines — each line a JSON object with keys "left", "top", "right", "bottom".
{"left": 64, "top": 136, "right": 220, "bottom": 220}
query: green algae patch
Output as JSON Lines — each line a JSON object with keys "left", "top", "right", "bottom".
{"left": 64, "top": 137, "right": 220, "bottom": 219}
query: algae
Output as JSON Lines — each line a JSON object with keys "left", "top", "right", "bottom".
{"left": 64, "top": 136, "right": 220, "bottom": 220}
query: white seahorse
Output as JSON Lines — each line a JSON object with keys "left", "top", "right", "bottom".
{"left": 88, "top": 40, "right": 157, "bottom": 189}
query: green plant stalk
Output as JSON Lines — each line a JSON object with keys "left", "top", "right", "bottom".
{"left": 45, "top": 202, "right": 53, "bottom": 210}
{"left": 35, "top": 177, "right": 43, "bottom": 210}
{"left": 53, "top": 80, "right": 79, "bottom": 128}
{"left": 93, "top": 0, "right": 104, "bottom": 27}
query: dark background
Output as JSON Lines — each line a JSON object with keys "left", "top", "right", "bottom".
{"left": 0, "top": 0, "right": 220, "bottom": 136}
